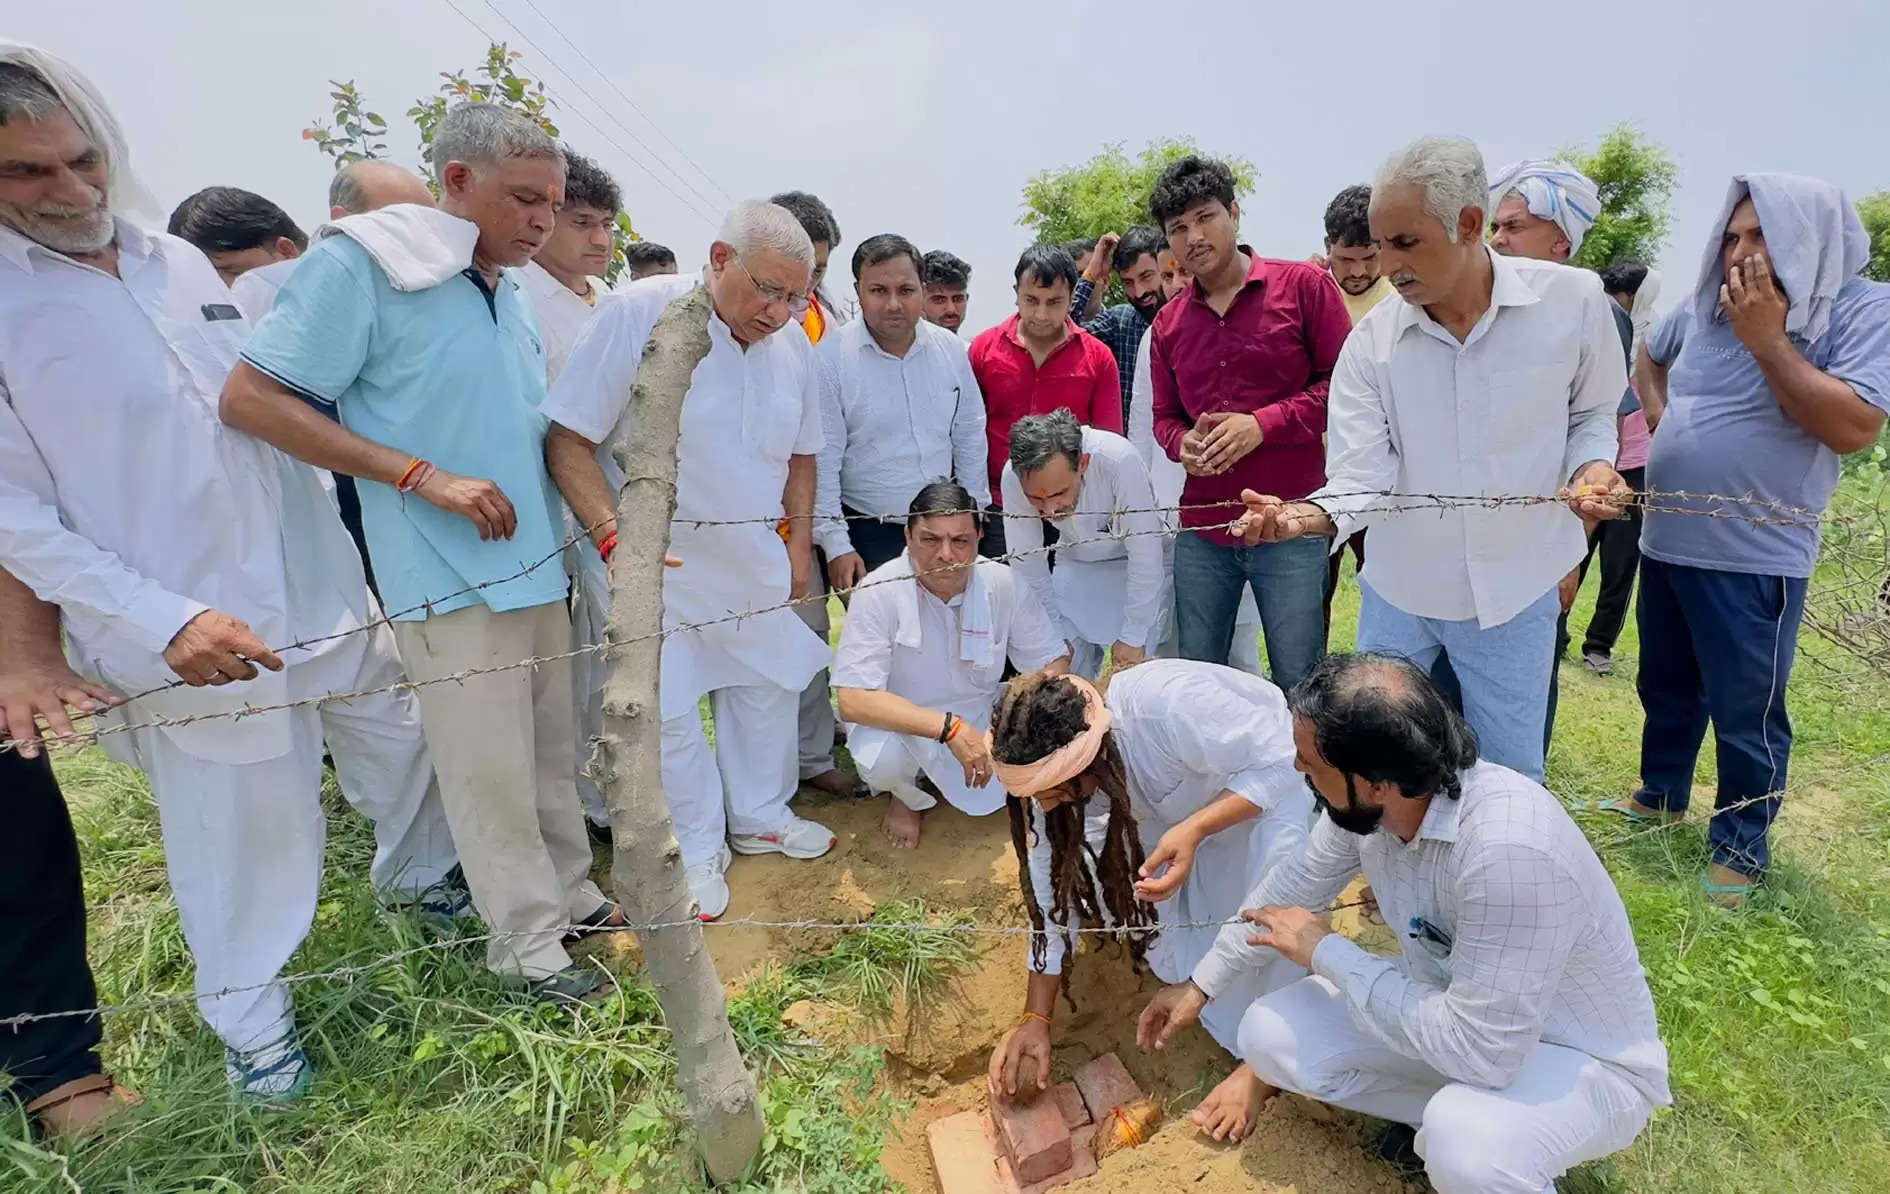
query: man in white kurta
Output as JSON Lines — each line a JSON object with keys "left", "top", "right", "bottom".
{"left": 543, "top": 202, "right": 834, "bottom": 920}
{"left": 0, "top": 49, "right": 452, "bottom": 1098}
{"left": 521, "top": 148, "right": 620, "bottom": 835}
{"left": 1001, "top": 412, "right": 1170, "bottom": 678}
{"left": 831, "top": 487, "right": 1069, "bottom": 848}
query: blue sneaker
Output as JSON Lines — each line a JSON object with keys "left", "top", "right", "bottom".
{"left": 226, "top": 1037, "right": 312, "bottom": 1104}
{"left": 391, "top": 865, "right": 478, "bottom": 934}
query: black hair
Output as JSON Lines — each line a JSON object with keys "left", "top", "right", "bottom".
{"left": 907, "top": 479, "right": 982, "bottom": 529}
{"left": 1323, "top": 183, "right": 1373, "bottom": 248}
{"left": 166, "top": 186, "right": 308, "bottom": 254}
{"left": 1598, "top": 261, "right": 1650, "bottom": 298}
{"left": 623, "top": 241, "right": 676, "bottom": 270}
{"left": 1014, "top": 244, "right": 1078, "bottom": 292}
{"left": 1287, "top": 652, "right": 1479, "bottom": 801}
{"left": 1148, "top": 155, "right": 1238, "bottom": 228}
{"left": 1112, "top": 225, "right": 1166, "bottom": 272}
{"left": 1059, "top": 236, "right": 1098, "bottom": 260}
{"left": 922, "top": 249, "right": 971, "bottom": 289}
{"left": 769, "top": 190, "right": 840, "bottom": 248}
{"left": 561, "top": 149, "right": 622, "bottom": 214}
{"left": 850, "top": 232, "right": 924, "bottom": 282}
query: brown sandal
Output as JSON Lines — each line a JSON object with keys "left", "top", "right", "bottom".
{"left": 25, "top": 1072, "right": 141, "bottom": 1141}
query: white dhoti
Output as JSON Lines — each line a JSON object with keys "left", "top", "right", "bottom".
{"left": 116, "top": 614, "right": 455, "bottom": 1054}
{"left": 849, "top": 706, "right": 1005, "bottom": 817}
{"left": 569, "top": 544, "right": 611, "bottom": 826}
{"left": 1053, "top": 556, "right": 1175, "bottom": 681}
{"left": 660, "top": 682, "right": 801, "bottom": 868}
{"left": 1237, "top": 976, "right": 1656, "bottom": 1194}
{"left": 793, "top": 574, "right": 838, "bottom": 780}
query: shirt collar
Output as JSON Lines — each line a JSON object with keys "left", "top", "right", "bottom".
{"left": 846, "top": 314, "right": 920, "bottom": 361}
{"left": 0, "top": 215, "right": 153, "bottom": 276}
{"left": 1186, "top": 244, "right": 1266, "bottom": 307}
{"left": 1001, "top": 312, "right": 1079, "bottom": 351}
{"left": 1410, "top": 785, "right": 1466, "bottom": 845}
{"left": 1392, "top": 246, "right": 1540, "bottom": 341}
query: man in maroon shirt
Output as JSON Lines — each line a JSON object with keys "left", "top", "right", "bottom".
{"left": 969, "top": 245, "right": 1122, "bottom": 554}
{"left": 1148, "top": 156, "right": 1352, "bottom": 692}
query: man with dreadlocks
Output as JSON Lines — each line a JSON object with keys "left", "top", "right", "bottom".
{"left": 985, "top": 661, "right": 1313, "bottom": 1144}
{"left": 1139, "top": 653, "right": 1669, "bottom": 1192}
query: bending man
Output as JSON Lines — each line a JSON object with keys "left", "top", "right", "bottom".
{"left": 1139, "top": 653, "right": 1670, "bottom": 1192}
{"left": 833, "top": 482, "right": 1070, "bottom": 849}
{"left": 986, "top": 662, "right": 1313, "bottom": 1144}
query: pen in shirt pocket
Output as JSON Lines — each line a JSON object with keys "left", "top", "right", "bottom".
{"left": 1408, "top": 916, "right": 1453, "bottom": 958}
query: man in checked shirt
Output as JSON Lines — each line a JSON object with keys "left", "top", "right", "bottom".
{"left": 1136, "top": 653, "right": 1669, "bottom": 1193}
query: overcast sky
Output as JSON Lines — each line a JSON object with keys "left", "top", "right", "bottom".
{"left": 12, "top": 0, "right": 1888, "bottom": 324}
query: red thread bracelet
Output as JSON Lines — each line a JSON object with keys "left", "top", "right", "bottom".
{"left": 598, "top": 531, "right": 619, "bottom": 562}
{"left": 395, "top": 457, "right": 427, "bottom": 492}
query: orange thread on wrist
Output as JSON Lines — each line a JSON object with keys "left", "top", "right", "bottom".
{"left": 1019, "top": 1010, "right": 1051, "bottom": 1029}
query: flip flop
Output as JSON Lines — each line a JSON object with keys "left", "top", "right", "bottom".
{"left": 1597, "top": 797, "right": 1681, "bottom": 825}
{"left": 564, "top": 900, "right": 632, "bottom": 944}
{"left": 1702, "top": 870, "right": 1755, "bottom": 911}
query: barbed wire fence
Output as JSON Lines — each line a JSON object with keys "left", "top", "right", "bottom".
{"left": 3, "top": 483, "right": 1879, "bottom": 1037}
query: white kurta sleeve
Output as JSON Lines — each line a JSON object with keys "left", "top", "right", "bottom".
{"left": 1190, "top": 814, "right": 1361, "bottom": 999}
{"left": 1023, "top": 801, "right": 1111, "bottom": 975}
{"left": 831, "top": 583, "right": 895, "bottom": 691}
{"left": 1127, "top": 328, "right": 1156, "bottom": 466}
{"left": 1561, "top": 281, "right": 1628, "bottom": 481}
{"left": 540, "top": 299, "right": 647, "bottom": 444}
{"left": 0, "top": 386, "right": 208, "bottom": 653}
{"left": 813, "top": 346, "right": 854, "bottom": 559}
{"left": 1108, "top": 450, "right": 1167, "bottom": 649}
{"left": 1004, "top": 569, "right": 1070, "bottom": 673}
{"left": 1308, "top": 337, "right": 1398, "bottom": 542}
{"left": 950, "top": 345, "right": 993, "bottom": 508}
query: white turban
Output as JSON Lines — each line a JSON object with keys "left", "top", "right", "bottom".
{"left": 0, "top": 39, "right": 159, "bottom": 223}
{"left": 1489, "top": 158, "right": 1602, "bottom": 256}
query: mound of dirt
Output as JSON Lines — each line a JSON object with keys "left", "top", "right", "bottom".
{"left": 642, "top": 788, "right": 1416, "bottom": 1193}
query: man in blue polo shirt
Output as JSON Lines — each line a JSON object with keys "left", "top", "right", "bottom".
{"left": 1613, "top": 174, "right": 1889, "bottom": 908}
{"left": 221, "top": 103, "right": 620, "bottom": 1000}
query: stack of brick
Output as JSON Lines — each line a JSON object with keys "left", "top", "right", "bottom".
{"left": 926, "top": 1053, "right": 1148, "bottom": 1194}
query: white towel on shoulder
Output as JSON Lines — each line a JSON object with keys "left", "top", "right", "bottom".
{"left": 887, "top": 552, "right": 1002, "bottom": 669}
{"left": 316, "top": 203, "right": 479, "bottom": 292}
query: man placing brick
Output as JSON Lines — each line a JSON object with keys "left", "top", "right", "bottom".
{"left": 985, "top": 661, "right": 1314, "bottom": 1144}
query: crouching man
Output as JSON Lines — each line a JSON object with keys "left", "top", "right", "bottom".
{"left": 1137, "top": 652, "right": 1670, "bottom": 1193}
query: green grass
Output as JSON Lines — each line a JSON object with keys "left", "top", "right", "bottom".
{"left": 7, "top": 481, "right": 1890, "bottom": 1192}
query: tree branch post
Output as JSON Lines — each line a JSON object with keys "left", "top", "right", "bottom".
{"left": 598, "top": 283, "right": 764, "bottom": 1181}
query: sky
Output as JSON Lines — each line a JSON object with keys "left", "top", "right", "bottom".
{"left": 11, "top": 0, "right": 1889, "bottom": 326}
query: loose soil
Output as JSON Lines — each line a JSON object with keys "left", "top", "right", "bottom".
{"left": 659, "top": 786, "right": 1418, "bottom": 1194}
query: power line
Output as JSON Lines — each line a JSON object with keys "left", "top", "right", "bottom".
{"left": 430, "top": 0, "right": 721, "bottom": 228}
{"left": 461, "top": 0, "right": 730, "bottom": 220}
{"left": 512, "top": 0, "right": 737, "bottom": 207}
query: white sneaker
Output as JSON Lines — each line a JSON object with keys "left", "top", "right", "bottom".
{"left": 686, "top": 847, "right": 732, "bottom": 921}
{"left": 730, "top": 816, "right": 836, "bottom": 861}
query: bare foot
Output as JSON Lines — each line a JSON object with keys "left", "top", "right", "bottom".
{"left": 881, "top": 799, "right": 924, "bottom": 849}
{"left": 805, "top": 768, "right": 866, "bottom": 798}
{"left": 1189, "top": 1064, "right": 1273, "bottom": 1144}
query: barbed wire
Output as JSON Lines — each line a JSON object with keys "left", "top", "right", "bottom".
{"left": 0, "top": 788, "right": 1780, "bottom": 1033}
{"left": 7, "top": 485, "right": 1882, "bottom": 757}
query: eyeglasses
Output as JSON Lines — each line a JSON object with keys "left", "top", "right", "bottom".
{"left": 731, "top": 254, "right": 811, "bottom": 315}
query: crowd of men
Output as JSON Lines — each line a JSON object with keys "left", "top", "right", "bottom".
{"left": 3, "top": 37, "right": 1887, "bottom": 1192}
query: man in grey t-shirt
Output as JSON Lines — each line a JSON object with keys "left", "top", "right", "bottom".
{"left": 1613, "top": 174, "right": 1890, "bottom": 907}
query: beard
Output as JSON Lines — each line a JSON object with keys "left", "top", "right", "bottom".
{"left": 1130, "top": 291, "right": 1164, "bottom": 319}
{"left": 1309, "top": 775, "right": 1385, "bottom": 836}
{"left": 0, "top": 193, "right": 114, "bottom": 254}
{"left": 1338, "top": 274, "right": 1379, "bottom": 296}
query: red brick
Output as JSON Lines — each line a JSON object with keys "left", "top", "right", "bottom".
{"left": 1072, "top": 1053, "right": 1142, "bottom": 1122}
{"left": 927, "top": 1110, "right": 1003, "bottom": 1194}
{"left": 991, "top": 1093, "right": 1073, "bottom": 1186}
{"left": 996, "top": 1126, "right": 1099, "bottom": 1194}
{"left": 1048, "top": 1082, "right": 1090, "bottom": 1129}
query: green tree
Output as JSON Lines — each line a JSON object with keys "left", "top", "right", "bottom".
{"left": 301, "top": 43, "right": 638, "bottom": 283}
{"left": 1859, "top": 190, "right": 1890, "bottom": 283}
{"left": 1559, "top": 124, "right": 1679, "bottom": 269}
{"left": 1020, "top": 137, "right": 1258, "bottom": 246}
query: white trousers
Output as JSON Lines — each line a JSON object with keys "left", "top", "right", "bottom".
{"left": 393, "top": 601, "right": 606, "bottom": 979}
{"left": 1237, "top": 977, "right": 1655, "bottom": 1194}
{"left": 794, "top": 580, "right": 838, "bottom": 780}
{"left": 660, "top": 683, "right": 800, "bottom": 869}
{"left": 852, "top": 725, "right": 999, "bottom": 817}
{"left": 133, "top": 620, "right": 455, "bottom": 1054}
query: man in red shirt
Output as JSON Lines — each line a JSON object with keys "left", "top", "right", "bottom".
{"left": 968, "top": 245, "right": 1122, "bottom": 554}
{"left": 1148, "top": 156, "right": 1352, "bottom": 692}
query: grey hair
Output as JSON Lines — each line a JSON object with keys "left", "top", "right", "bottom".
{"left": 430, "top": 102, "right": 561, "bottom": 187}
{"left": 716, "top": 200, "right": 815, "bottom": 268}
{"left": 1009, "top": 409, "right": 1084, "bottom": 476}
{"left": 0, "top": 62, "right": 62, "bottom": 126}
{"left": 1374, "top": 136, "right": 1488, "bottom": 243}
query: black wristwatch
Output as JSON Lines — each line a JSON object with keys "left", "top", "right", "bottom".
{"left": 937, "top": 712, "right": 957, "bottom": 743}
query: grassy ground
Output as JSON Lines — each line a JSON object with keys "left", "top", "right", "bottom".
{"left": 5, "top": 545, "right": 1889, "bottom": 1192}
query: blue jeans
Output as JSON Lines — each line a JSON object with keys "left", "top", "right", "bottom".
{"left": 1633, "top": 557, "right": 1805, "bottom": 877}
{"left": 1355, "top": 579, "right": 1558, "bottom": 782}
{"left": 1174, "top": 532, "right": 1329, "bottom": 693}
